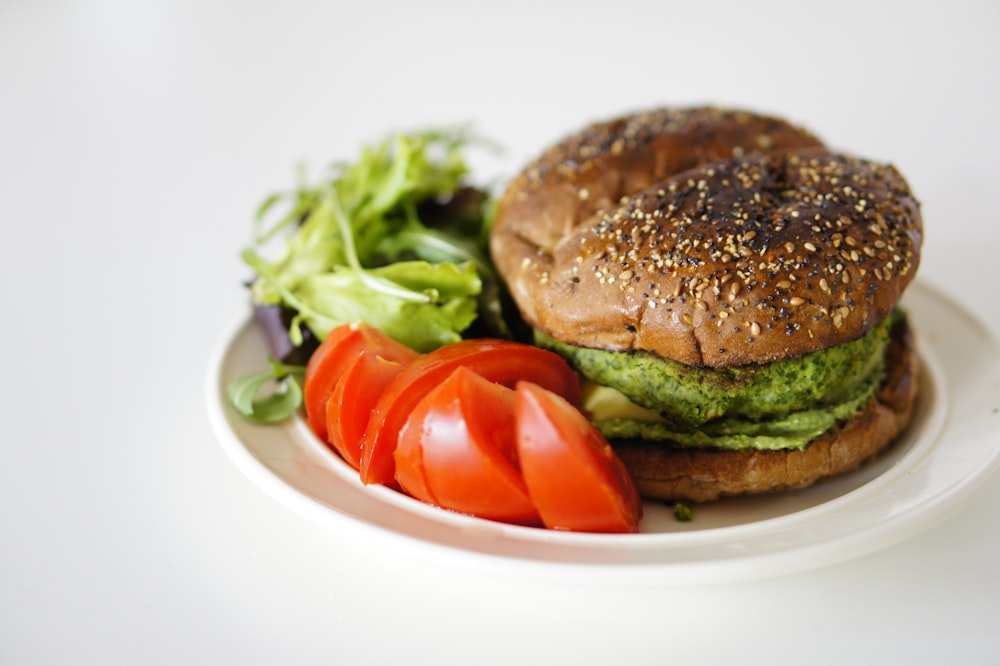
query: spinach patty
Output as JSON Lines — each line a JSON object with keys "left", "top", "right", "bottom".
{"left": 535, "top": 311, "right": 900, "bottom": 450}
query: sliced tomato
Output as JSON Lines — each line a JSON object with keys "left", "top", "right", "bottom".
{"left": 514, "top": 381, "right": 642, "bottom": 533}
{"left": 303, "top": 324, "right": 362, "bottom": 441}
{"left": 359, "top": 339, "right": 582, "bottom": 486}
{"left": 303, "top": 322, "right": 418, "bottom": 442}
{"left": 325, "top": 351, "right": 409, "bottom": 470}
{"left": 393, "top": 416, "right": 435, "bottom": 505}
{"left": 395, "top": 367, "right": 541, "bottom": 524}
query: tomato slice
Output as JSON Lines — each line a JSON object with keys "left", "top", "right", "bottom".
{"left": 393, "top": 415, "right": 435, "bottom": 505}
{"left": 303, "top": 324, "right": 362, "bottom": 441}
{"left": 303, "top": 322, "right": 418, "bottom": 442}
{"left": 395, "top": 367, "right": 541, "bottom": 525}
{"left": 325, "top": 351, "right": 409, "bottom": 470}
{"left": 359, "top": 339, "right": 582, "bottom": 486}
{"left": 514, "top": 381, "right": 642, "bottom": 533}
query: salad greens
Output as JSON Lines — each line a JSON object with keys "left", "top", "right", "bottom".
{"left": 229, "top": 127, "right": 506, "bottom": 421}
{"left": 244, "top": 127, "right": 500, "bottom": 352}
{"left": 226, "top": 358, "right": 305, "bottom": 424}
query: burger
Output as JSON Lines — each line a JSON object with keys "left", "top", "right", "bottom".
{"left": 490, "top": 107, "right": 922, "bottom": 502}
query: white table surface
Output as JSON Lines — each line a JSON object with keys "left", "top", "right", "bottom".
{"left": 3, "top": 1, "right": 999, "bottom": 664}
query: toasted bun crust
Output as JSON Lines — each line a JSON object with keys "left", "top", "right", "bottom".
{"left": 493, "top": 107, "right": 824, "bottom": 258}
{"left": 491, "top": 108, "right": 923, "bottom": 366}
{"left": 614, "top": 314, "right": 919, "bottom": 502}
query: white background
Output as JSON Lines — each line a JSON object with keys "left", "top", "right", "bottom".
{"left": 2, "top": 1, "right": 999, "bottom": 664}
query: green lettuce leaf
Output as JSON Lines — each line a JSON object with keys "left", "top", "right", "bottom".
{"left": 292, "top": 261, "right": 482, "bottom": 352}
{"left": 244, "top": 127, "right": 500, "bottom": 352}
{"left": 226, "top": 358, "right": 305, "bottom": 423}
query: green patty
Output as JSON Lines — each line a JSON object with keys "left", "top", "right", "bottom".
{"left": 591, "top": 378, "right": 878, "bottom": 451}
{"left": 534, "top": 311, "right": 899, "bottom": 451}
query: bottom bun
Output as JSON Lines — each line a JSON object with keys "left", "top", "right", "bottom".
{"left": 614, "top": 316, "right": 919, "bottom": 503}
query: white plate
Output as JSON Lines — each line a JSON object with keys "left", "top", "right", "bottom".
{"left": 206, "top": 281, "right": 1000, "bottom": 585}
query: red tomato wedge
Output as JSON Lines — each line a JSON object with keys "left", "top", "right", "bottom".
{"left": 395, "top": 367, "right": 541, "bottom": 525}
{"left": 303, "top": 322, "right": 418, "bottom": 442}
{"left": 392, "top": 416, "right": 435, "bottom": 506}
{"left": 326, "top": 351, "right": 409, "bottom": 470}
{"left": 359, "top": 339, "right": 582, "bottom": 486}
{"left": 515, "top": 381, "right": 642, "bottom": 533}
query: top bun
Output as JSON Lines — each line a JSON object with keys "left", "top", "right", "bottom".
{"left": 492, "top": 107, "right": 824, "bottom": 259}
{"left": 491, "top": 107, "right": 923, "bottom": 367}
